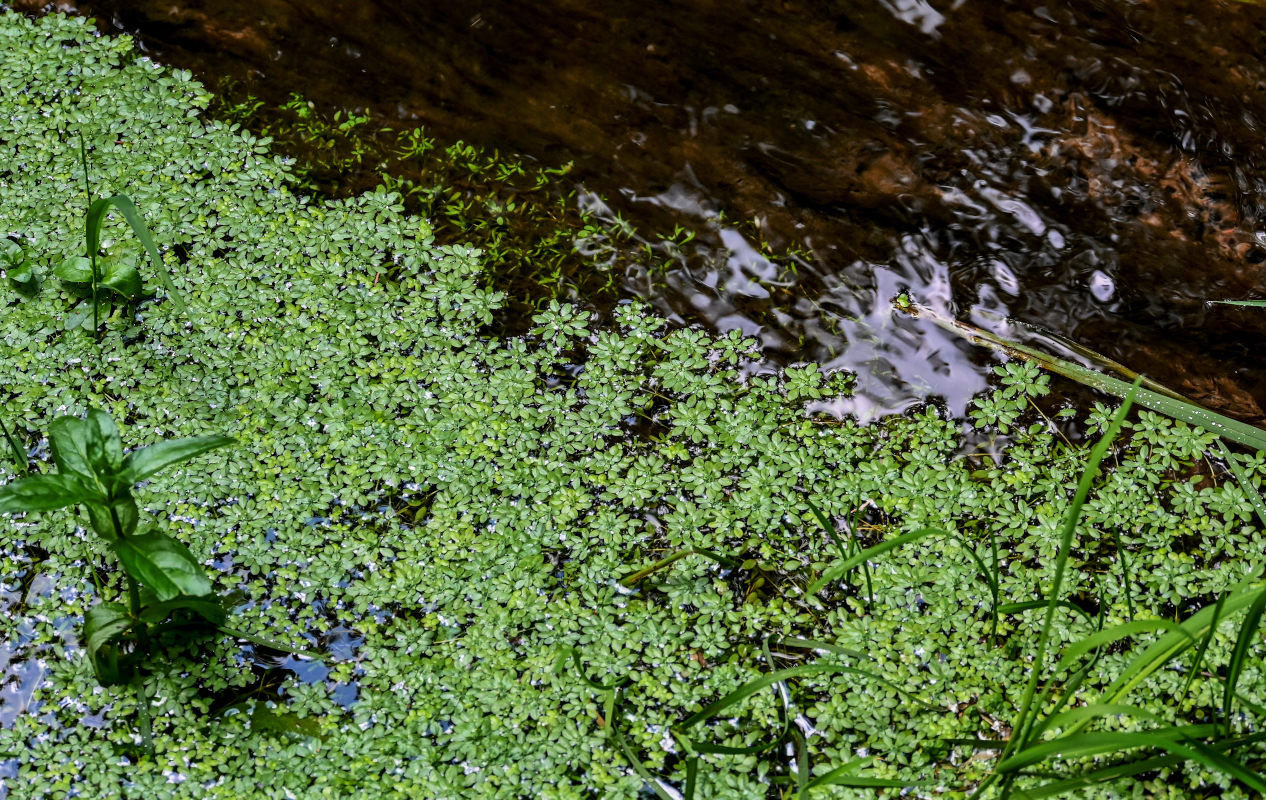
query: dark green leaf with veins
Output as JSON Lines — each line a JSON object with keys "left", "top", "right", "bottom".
{"left": 85, "top": 408, "right": 124, "bottom": 476}
{"left": 100, "top": 259, "right": 142, "bottom": 299}
{"left": 48, "top": 415, "right": 98, "bottom": 483}
{"left": 0, "top": 473, "right": 97, "bottom": 514}
{"left": 122, "top": 435, "right": 235, "bottom": 485}
{"left": 85, "top": 495, "right": 138, "bottom": 542}
{"left": 54, "top": 255, "right": 93, "bottom": 282}
{"left": 140, "top": 594, "right": 227, "bottom": 627}
{"left": 114, "top": 531, "right": 213, "bottom": 601}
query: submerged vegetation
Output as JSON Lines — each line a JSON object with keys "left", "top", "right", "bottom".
{"left": 1, "top": 11, "right": 1266, "bottom": 798}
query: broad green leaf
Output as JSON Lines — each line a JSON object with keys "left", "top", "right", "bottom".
{"left": 84, "top": 495, "right": 137, "bottom": 542}
{"left": 0, "top": 473, "right": 97, "bottom": 514}
{"left": 140, "top": 594, "right": 226, "bottom": 627}
{"left": 85, "top": 409, "right": 124, "bottom": 475}
{"left": 121, "top": 434, "right": 235, "bottom": 484}
{"left": 114, "top": 531, "right": 212, "bottom": 601}
{"left": 48, "top": 415, "right": 95, "bottom": 481}
{"left": 54, "top": 255, "right": 93, "bottom": 282}
{"left": 6, "top": 261, "right": 36, "bottom": 287}
{"left": 84, "top": 602, "right": 132, "bottom": 653}
{"left": 99, "top": 259, "right": 142, "bottom": 299}
{"left": 65, "top": 299, "right": 111, "bottom": 331}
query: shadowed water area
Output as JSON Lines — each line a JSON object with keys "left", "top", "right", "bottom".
{"left": 10, "top": 0, "right": 1266, "bottom": 420}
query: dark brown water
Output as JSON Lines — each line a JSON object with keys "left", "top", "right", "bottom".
{"left": 10, "top": 0, "right": 1266, "bottom": 420}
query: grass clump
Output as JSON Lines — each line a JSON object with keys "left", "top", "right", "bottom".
{"left": 2, "top": 10, "right": 1266, "bottom": 799}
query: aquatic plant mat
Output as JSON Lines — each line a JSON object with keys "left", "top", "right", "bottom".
{"left": 2, "top": 12, "right": 1266, "bottom": 798}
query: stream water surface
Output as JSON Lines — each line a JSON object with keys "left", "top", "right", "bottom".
{"left": 9, "top": 0, "right": 1266, "bottom": 420}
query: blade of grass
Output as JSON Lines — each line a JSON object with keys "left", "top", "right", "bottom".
{"left": 807, "top": 527, "right": 948, "bottom": 595}
{"left": 1001, "top": 380, "right": 1138, "bottom": 764}
{"left": 1180, "top": 591, "right": 1228, "bottom": 705}
{"left": 676, "top": 663, "right": 936, "bottom": 739}
{"left": 999, "top": 726, "right": 1219, "bottom": 772}
{"left": 1215, "top": 440, "right": 1266, "bottom": 531}
{"left": 998, "top": 599, "right": 1098, "bottom": 626}
{"left": 1098, "top": 582, "right": 1266, "bottom": 713}
{"left": 1221, "top": 586, "right": 1266, "bottom": 736}
{"left": 912, "top": 304, "right": 1266, "bottom": 452}
{"left": 86, "top": 195, "right": 187, "bottom": 313}
{"left": 1106, "top": 528, "right": 1134, "bottom": 619}
{"left": 1053, "top": 619, "right": 1197, "bottom": 674}
{"left": 806, "top": 498, "right": 875, "bottom": 609}
{"left": 1016, "top": 731, "right": 1266, "bottom": 798}
{"left": 621, "top": 548, "right": 737, "bottom": 588}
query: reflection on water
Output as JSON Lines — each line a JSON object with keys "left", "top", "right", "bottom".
{"left": 8, "top": 0, "right": 1266, "bottom": 421}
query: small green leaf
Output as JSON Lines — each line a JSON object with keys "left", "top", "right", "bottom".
{"left": 54, "top": 255, "right": 93, "bottom": 282}
{"left": 114, "top": 531, "right": 212, "bottom": 601}
{"left": 0, "top": 473, "right": 97, "bottom": 514}
{"left": 65, "top": 299, "right": 111, "bottom": 331}
{"left": 84, "top": 602, "right": 132, "bottom": 653}
{"left": 122, "top": 435, "right": 235, "bottom": 484}
{"left": 6, "top": 260, "right": 36, "bottom": 288}
{"left": 0, "top": 240, "right": 21, "bottom": 269}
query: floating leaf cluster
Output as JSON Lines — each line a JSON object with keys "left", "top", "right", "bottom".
{"left": 1, "top": 11, "right": 1265, "bottom": 799}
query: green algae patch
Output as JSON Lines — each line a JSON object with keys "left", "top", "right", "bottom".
{"left": 2, "top": 11, "right": 1266, "bottom": 799}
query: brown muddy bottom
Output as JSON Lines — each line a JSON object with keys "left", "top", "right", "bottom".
{"left": 9, "top": 0, "right": 1266, "bottom": 420}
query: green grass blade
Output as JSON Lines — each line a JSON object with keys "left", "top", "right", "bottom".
{"left": 1018, "top": 732, "right": 1266, "bottom": 798}
{"left": 621, "top": 547, "right": 737, "bottom": 587}
{"left": 1216, "top": 440, "right": 1266, "bottom": 531}
{"left": 1179, "top": 590, "right": 1225, "bottom": 705}
{"left": 808, "top": 527, "right": 950, "bottom": 595}
{"left": 805, "top": 499, "right": 848, "bottom": 561}
{"left": 998, "top": 727, "right": 1218, "bottom": 773}
{"left": 1031, "top": 703, "right": 1165, "bottom": 736}
{"left": 1099, "top": 582, "right": 1266, "bottom": 712}
{"left": 914, "top": 305, "right": 1266, "bottom": 452}
{"left": 1210, "top": 299, "right": 1266, "bottom": 307}
{"left": 677, "top": 664, "right": 935, "bottom": 735}
{"left": 774, "top": 637, "right": 866, "bottom": 660}
{"left": 611, "top": 723, "right": 683, "bottom": 800}
{"left": 998, "top": 599, "right": 1098, "bottom": 626}
{"left": 1186, "top": 741, "right": 1266, "bottom": 793}
{"left": 1003, "top": 382, "right": 1138, "bottom": 761}
{"left": 218, "top": 625, "right": 320, "bottom": 659}
{"left": 1054, "top": 619, "right": 1197, "bottom": 674}
{"left": 86, "top": 195, "right": 187, "bottom": 312}
{"left": 1221, "top": 586, "right": 1266, "bottom": 734}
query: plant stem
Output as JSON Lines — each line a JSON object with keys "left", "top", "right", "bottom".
{"left": 77, "top": 133, "right": 100, "bottom": 339}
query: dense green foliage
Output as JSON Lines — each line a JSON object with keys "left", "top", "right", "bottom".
{"left": 1, "top": 12, "right": 1265, "bottom": 798}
